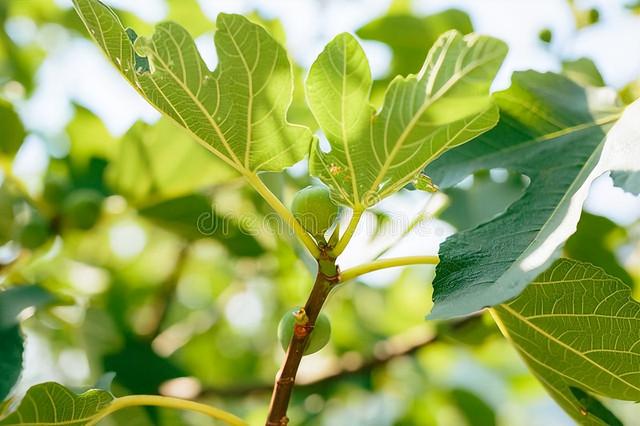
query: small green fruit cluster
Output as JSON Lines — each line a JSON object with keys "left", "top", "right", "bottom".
{"left": 277, "top": 307, "right": 331, "bottom": 355}
{"left": 290, "top": 186, "right": 338, "bottom": 238}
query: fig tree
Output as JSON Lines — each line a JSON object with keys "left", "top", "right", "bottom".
{"left": 290, "top": 186, "right": 338, "bottom": 238}
{"left": 277, "top": 307, "right": 331, "bottom": 355}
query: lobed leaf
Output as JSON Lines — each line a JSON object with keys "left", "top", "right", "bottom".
{"left": 493, "top": 259, "right": 636, "bottom": 425}
{"left": 306, "top": 31, "right": 507, "bottom": 208}
{"left": 72, "top": 0, "right": 311, "bottom": 175}
{"left": 427, "top": 71, "right": 640, "bottom": 319}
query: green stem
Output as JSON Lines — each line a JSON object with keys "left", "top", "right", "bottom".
{"left": 245, "top": 172, "right": 320, "bottom": 258}
{"left": 339, "top": 255, "right": 439, "bottom": 282}
{"left": 87, "top": 395, "right": 247, "bottom": 426}
{"left": 331, "top": 209, "right": 363, "bottom": 257}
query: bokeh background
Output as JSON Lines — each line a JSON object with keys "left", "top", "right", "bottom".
{"left": 2, "top": 0, "right": 640, "bottom": 425}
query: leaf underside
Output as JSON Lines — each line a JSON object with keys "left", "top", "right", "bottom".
{"left": 426, "top": 71, "right": 640, "bottom": 319}
{"left": 0, "top": 382, "right": 114, "bottom": 426}
{"left": 73, "top": 0, "right": 311, "bottom": 175}
{"left": 493, "top": 259, "right": 636, "bottom": 425}
{"left": 306, "top": 30, "right": 507, "bottom": 208}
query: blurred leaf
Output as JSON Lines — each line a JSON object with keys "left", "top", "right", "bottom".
{"left": 357, "top": 9, "right": 473, "bottom": 78}
{"left": 65, "top": 105, "right": 116, "bottom": 193}
{"left": 450, "top": 388, "right": 496, "bottom": 426}
{"left": 565, "top": 212, "right": 632, "bottom": 285}
{"left": 306, "top": 31, "right": 506, "bottom": 208}
{"left": 426, "top": 71, "right": 638, "bottom": 319}
{"left": 0, "top": 183, "right": 17, "bottom": 245}
{"left": 0, "top": 285, "right": 57, "bottom": 328}
{"left": 0, "top": 382, "right": 113, "bottom": 425}
{"left": 66, "top": 105, "right": 116, "bottom": 168}
{"left": 441, "top": 171, "right": 527, "bottom": 231}
{"left": 107, "top": 120, "right": 237, "bottom": 203}
{"left": 493, "top": 259, "right": 640, "bottom": 424}
{"left": 0, "top": 98, "right": 25, "bottom": 156}
{"left": 611, "top": 170, "right": 640, "bottom": 195}
{"left": 0, "top": 285, "right": 57, "bottom": 400}
{"left": 0, "top": 326, "right": 22, "bottom": 401}
{"left": 104, "top": 337, "right": 185, "bottom": 396}
{"left": 73, "top": 0, "right": 311, "bottom": 174}
{"left": 166, "top": 0, "right": 213, "bottom": 36}
{"left": 562, "top": 57, "right": 605, "bottom": 87}
{"left": 139, "top": 194, "right": 263, "bottom": 257}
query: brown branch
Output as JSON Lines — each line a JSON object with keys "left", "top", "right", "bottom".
{"left": 265, "top": 251, "right": 339, "bottom": 425}
{"left": 196, "top": 314, "right": 482, "bottom": 400}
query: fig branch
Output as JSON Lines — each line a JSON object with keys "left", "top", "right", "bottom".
{"left": 331, "top": 209, "right": 363, "bottom": 256}
{"left": 339, "top": 255, "right": 440, "bottom": 282}
{"left": 266, "top": 252, "right": 339, "bottom": 425}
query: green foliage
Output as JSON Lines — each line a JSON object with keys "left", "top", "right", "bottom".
{"left": 0, "top": 382, "right": 114, "bottom": 426}
{"left": 426, "top": 71, "right": 639, "bottom": 319}
{"left": 0, "top": 285, "right": 56, "bottom": 401}
{"left": 306, "top": 31, "right": 507, "bottom": 208}
{"left": 107, "top": 119, "right": 237, "bottom": 203}
{"left": 73, "top": 0, "right": 312, "bottom": 175}
{"left": 565, "top": 212, "right": 632, "bottom": 285}
{"left": 440, "top": 170, "right": 527, "bottom": 231}
{"left": 562, "top": 57, "right": 605, "bottom": 87}
{"left": 0, "top": 98, "right": 25, "bottom": 156}
{"left": 138, "top": 193, "right": 263, "bottom": 256}
{"left": 493, "top": 259, "right": 637, "bottom": 425}
{"left": 290, "top": 186, "right": 338, "bottom": 238}
{"left": 2, "top": 1, "right": 640, "bottom": 425}
{"left": 356, "top": 9, "right": 473, "bottom": 79}
{"left": 0, "top": 326, "right": 22, "bottom": 402}
{"left": 61, "top": 189, "right": 103, "bottom": 230}
{"left": 611, "top": 171, "right": 640, "bottom": 195}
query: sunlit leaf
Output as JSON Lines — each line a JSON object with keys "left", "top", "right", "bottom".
{"left": 427, "top": 72, "right": 640, "bottom": 319}
{"left": 493, "top": 259, "right": 638, "bottom": 424}
{"left": 73, "top": 0, "right": 311, "bottom": 174}
{"left": 107, "top": 119, "right": 237, "bottom": 203}
{"left": 0, "top": 382, "right": 114, "bottom": 425}
{"left": 306, "top": 31, "right": 507, "bottom": 208}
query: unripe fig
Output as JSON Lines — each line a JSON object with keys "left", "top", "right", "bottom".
{"left": 62, "top": 189, "right": 103, "bottom": 230}
{"left": 277, "top": 307, "right": 331, "bottom": 355}
{"left": 16, "top": 215, "right": 49, "bottom": 249}
{"left": 290, "top": 186, "right": 338, "bottom": 237}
